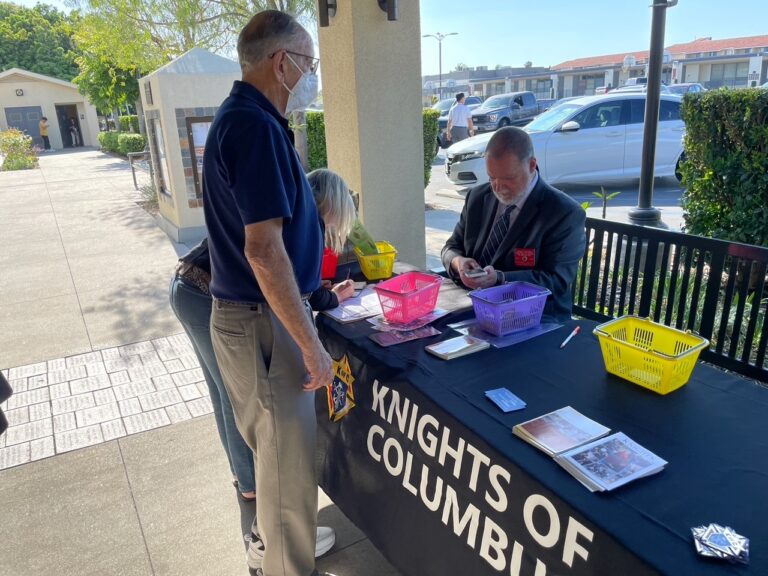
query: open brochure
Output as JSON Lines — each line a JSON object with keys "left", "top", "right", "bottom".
{"left": 554, "top": 432, "right": 667, "bottom": 492}
{"left": 513, "top": 406, "right": 610, "bottom": 456}
{"left": 322, "top": 287, "right": 382, "bottom": 324}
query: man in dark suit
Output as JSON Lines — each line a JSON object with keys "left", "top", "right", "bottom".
{"left": 441, "top": 127, "right": 586, "bottom": 321}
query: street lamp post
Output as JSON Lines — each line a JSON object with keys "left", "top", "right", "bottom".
{"left": 423, "top": 32, "right": 458, "bottom": 100}
{"left": 630, "top": 0, "right": 677, "bottom": 228}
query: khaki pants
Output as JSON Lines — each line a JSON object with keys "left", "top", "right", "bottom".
{"left": 211, "top": 300, "right": 317, "bottom": 576}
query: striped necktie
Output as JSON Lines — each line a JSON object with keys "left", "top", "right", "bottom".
{"left": 480, "top": 204, "right": 516, "bottom": 267}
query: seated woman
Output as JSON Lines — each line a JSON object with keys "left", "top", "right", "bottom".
{"left": 307, "top": 168, "right": 358, "bottom": 310}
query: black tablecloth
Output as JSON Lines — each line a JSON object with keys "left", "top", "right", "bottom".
{"left": 315, "top": 289, "right": 767, "bottom": 576}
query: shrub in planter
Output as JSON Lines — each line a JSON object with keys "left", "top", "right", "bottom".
{"left": 306, "top": 111, "right": 327, "bottom": 171}
{"left": 0, "top": 128, "right": 38, "bottom": 171}
{"left": 118, "top": 115, "right": 140, "bottom": 133}
{"left": 98, "top": 131, "right": 120, "bottom": 153}
{"left": 117, "top": 134, "right": 146, "bottom": 155}
{"left": 422, "top": 108, "right": 440, "bottom": 188}
{"left": 681, "top": 88, "right": 768, "bottom": 246}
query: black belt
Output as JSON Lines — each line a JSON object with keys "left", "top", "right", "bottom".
{"left": 214, "top": 294, "right": 312, "bottom": 308}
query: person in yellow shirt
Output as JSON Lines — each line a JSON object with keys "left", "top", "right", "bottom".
{"left": 39, "top": 117, "right": 50, "bottom": 150}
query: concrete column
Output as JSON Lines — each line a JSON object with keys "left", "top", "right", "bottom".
{"left": 319, "top": 0, "right": 426, "bottom": 267}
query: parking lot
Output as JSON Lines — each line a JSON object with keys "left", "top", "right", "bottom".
{"left": 424, "top": 150, "right": 686, "bottom": 270}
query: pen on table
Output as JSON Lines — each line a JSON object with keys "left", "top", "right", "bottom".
{"left": 559, "top": 326, "right": 581, "bottom": 349}
{"left": 345, "top": 268, "right": 351, "bottom": 282}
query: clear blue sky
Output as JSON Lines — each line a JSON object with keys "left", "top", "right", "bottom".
{"left": 420, "top": 0, "right": 768, "bottom": 74}
{"left": 13, "top": 0, "right": 768, "bottom": 74}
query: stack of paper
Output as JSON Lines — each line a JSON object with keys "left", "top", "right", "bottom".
{"left": 513, "top": 406, "right": 610, "bottom": 456}
{"left": 425, "top": 335, "right": 490, "bottom": 360}
{"left": 554, "top": 433, "right": 668, "bottom": 492}
{"left": 322, "top": 287, "right": 382, "bottom": 324}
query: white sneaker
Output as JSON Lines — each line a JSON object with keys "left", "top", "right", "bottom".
{"left": 246, "top": 527, "right": 336, "bottom": 569}
{"left": 315, "top": 526, "right": 336, "bottom": 557}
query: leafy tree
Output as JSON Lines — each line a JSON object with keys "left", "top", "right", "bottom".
{"left": 524, "top": 60, "right": 533, "bottom": 68}
{"left": 0, "top": 2, "right": 79, "bottom": 81}
{"left": 454, "top": 62, "right": 469, "bottom": 72}
{"left": 70, "top": 0, "right": 317, "bottom": 71}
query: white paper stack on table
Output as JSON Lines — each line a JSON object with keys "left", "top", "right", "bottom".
{"left": 554, "top": 433, "right": 668, "bottom": 492}
{"left": 425, "top": 335, "right": 490, "bottom": 360}
{"left": 322, "top": 287, "right": 382, "bottom": 324}
{"left": 513, "top": 406, "right": 610, "bottom": 456}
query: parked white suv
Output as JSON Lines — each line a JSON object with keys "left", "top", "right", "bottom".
{"left": 445, "top": 93, "right": 685, "bottom": 186}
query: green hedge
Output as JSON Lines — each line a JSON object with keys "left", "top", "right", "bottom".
{"left": 305, "top": 109, "right": 442, "bottom": 188}
{"left": 117, "top": 133, "right": 146, "bottom": 154}
{"left": 422, "top": 108, "right": 440, "bottom": 188}
{"left": 118, "top": 115, "right": 140, "bottom": 133}
{"left": 306, "top": 111, "right": 327, "bottom": 171}
{"left": 98, "top": 131, "right": 145, "bottom": 155}
{"left": 98, "top": 131, "right": 119, "bottom": 152}
{"left": 0, "top": 128, "right": 38, "bottom": 171}
{"left": 681, "top": 88, "right": 768, "bottom": 246}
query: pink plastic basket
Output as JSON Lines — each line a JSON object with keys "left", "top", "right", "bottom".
{"left": 373, "top": 272, "right": 442, "bottom": 324}
{"left": 469, "top": 282, "right": 551, "bottom": 336}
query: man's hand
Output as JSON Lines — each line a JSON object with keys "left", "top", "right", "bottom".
{"left": 460, "top": 265, "right": 498, "bottom": 289}
{"left": 451, "top": 255, "right": 479, "bottom": 275}
{"left": 303, "top": 341, "right": 333, "bottom": 391}
{"left": 331, "top": 279, "right": 355, "bottom": 303}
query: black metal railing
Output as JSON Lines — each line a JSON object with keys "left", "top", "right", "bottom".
{"left": 573, "top": 217, "right": 768, "bottom": 383}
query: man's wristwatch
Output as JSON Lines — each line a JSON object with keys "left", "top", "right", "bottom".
{"left": 495, "top": 271, "right": 505, "bottom": 286}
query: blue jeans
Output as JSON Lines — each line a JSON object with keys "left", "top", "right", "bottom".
{"left": 169, "top": 275, "right": 255, "bottom": 493}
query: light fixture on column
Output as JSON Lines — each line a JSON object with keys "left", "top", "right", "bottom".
{"left": 318, "top": 0, "right": 337, "bottom": 28}
{"left": 377, "top": 0, "right": 399, "bottom": 21}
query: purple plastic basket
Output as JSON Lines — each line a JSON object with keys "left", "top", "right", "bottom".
{"left": 469, "top": 282, "right": 551, "bottom": 336}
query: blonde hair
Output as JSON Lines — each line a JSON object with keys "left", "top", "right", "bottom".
{"left": 307, "top": 169, "right": 356, "bottom": 253}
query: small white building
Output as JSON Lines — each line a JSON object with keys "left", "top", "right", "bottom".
{"left": 0, "top": 68, "right": 99, "bottom": 149}
{"left": 139, "top": 48, "right": 240, "bottom": 243}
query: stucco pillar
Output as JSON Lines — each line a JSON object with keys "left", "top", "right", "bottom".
{"left": 318, "top": 0, "right": 426, "bottom": 267}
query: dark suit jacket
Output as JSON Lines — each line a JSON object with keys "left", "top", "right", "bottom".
{"left": 441, "top": 177, "right": 586, "bottom": 321}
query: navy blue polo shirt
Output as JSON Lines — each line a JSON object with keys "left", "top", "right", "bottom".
{"left": 203, "top": 81, "right": 323, "bottom": 303}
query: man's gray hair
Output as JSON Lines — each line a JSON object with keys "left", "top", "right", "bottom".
{"left": 485, "top": 126, "right": 534, "bottom": 163}
{"left": 237, "top": 10, "right": 308, "bottom": 72}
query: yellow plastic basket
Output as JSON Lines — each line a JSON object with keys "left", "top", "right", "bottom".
{"left": 354, "top": 241, "right": 397, "bottom": 280}
{"left": 593, "top": 316, "right": 709, "bottom": 395}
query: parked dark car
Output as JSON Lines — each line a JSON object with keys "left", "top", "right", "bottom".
{"left": 471, "top": 91, "right": 541, "bottom": 133}
{"left": 667, "top": 83, "right": 706, "bottom": 94}
{"left": 435, "top": 96, "right": 483, "bottom": 149}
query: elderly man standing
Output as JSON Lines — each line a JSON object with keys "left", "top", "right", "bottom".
{"left": 441, "top": 127, "right": 586, "bottom": 321}
{"left": 203, "top": 10, "right": 335, "bottom": 576}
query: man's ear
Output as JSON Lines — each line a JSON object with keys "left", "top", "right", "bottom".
{"left": 271, "top": 50, "right": 286, "bottom": 83}
{"left": 529, "top": 156, "right": 538, "bottom": 173}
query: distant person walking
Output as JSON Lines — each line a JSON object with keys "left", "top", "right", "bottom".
{"left": 39, "top": 117, "right": 50, "bottom": 150}
{"left": 68, "top": 118, "right": 80, "bottom": 147}
{"left": 446, "top": 92, "right": 475, "bottom": 144}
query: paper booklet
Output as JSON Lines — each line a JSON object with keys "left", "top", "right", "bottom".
{"left": 513, "top": 406, "right": 610, "bottom": 456}
{"left": 554, "top": 432, "right": 667, "bottom": 492}
{"left": 322, "top": 287, "right": 382, "bottom": 324}
{"left": 425, "top": 335, "right": 490, "bottom": 360}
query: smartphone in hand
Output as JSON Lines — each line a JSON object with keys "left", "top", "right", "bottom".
{"left": 463, "top": 269, "right": 488, "bottom": 279}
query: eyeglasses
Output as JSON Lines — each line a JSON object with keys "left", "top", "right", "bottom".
{"left": 270, "top": 49, "right": 320, "bottom": 74}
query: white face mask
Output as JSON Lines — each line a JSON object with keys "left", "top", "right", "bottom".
{"left": 283, "top": 53, "right": 319, "bottom": 115}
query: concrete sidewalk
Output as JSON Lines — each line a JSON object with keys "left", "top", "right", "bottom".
{"left": 0, "top": 149, "right": 401, "bottom": 576}
{"left": 1, "top": 149, "right": 182, "bottom": 369}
